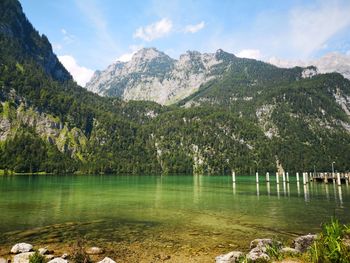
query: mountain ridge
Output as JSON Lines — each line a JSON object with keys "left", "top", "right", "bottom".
{"left": 86, "top": 47, "right": 341, "bottom": 105}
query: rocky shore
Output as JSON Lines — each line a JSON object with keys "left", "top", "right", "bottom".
{"left": 0, "top": 234, "right": 318, "bottom": 263}
{"left": 216, "top": 234, "right": 317, "bottom": 262}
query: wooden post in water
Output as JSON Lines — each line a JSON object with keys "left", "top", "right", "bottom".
{"left": 303, "top": 172, "right": 306, "bottom": 185}
{"left": 286, "top": 172, "right": 289, "bottom": 183}
{"left": 276, "top": 172, "right": 279, "bottom": 184}
{"left": 282, "top": 172, "right": 286, "bottom": 183}
{"left": 296, "top": 172, "right": 300, "bottom": 182}
{"left": 256, "top": 172, "right": 259, "bottom": 183}
{"left": 324, "top": 173, "right": 328, "bottom": 184}
{"left": 266, "top": 172, "right": 270, "bottom": 182}
{"left": 232, "top": 171, "right": 236, "bottom": 183}
{"left": 337, "top": 172, "right": 341, "bottom": 186}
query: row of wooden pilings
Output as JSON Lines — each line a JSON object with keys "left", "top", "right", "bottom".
{"left": 231, "top": 171, "right": 350, "bottom": 186}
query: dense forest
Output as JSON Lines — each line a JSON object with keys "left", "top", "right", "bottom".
{"left": 0, "top": 0, "right": 349, "bottom": 175}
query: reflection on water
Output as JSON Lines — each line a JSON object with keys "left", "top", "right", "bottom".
{"left": 0, "top": 174, "right": 349, "bottom": 251}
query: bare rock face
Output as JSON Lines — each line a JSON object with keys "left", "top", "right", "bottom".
{"left": 293, "top": 234, "right": 317, "bottom": 252}
{"left": 10, "top": 243, "right": 33, "bottom": 254}
{"left": 85, "top": 48, "right": 226, "bottom": 105}
{"left": 215, "top": 251, "right": 243, "bottom": 263}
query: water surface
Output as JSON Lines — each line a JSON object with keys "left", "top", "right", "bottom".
{"left": 0, "top": 175, "right": 349, "bottom": 260}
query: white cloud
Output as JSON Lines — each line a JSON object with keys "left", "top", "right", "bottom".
{"left": 184, "top": 21, "right": 205, "bottom": 33}
{"left": 60, "top": 28, "right": 76, "bottom": 44}
{"left": 133, "top": 18, "right": 173, "bottom": 42}
{"left": 116, "top": 45, "right": 143, "bottom": 62}
{"left": 58, "top": 55, "right": 94, "bottom": 87}
{"left": 236, "top": 49, "right": 262, "bottom": 59}
{"left": 288, "top": 2, "right": 350, "bottom": 58}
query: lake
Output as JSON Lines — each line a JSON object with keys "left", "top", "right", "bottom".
{"left": 0, "top": 174, "right": 349, "bottom": 262}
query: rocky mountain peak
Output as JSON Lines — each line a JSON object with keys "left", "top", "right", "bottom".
{"left": 132, "top": 48, "right": 170, "bottom": 62}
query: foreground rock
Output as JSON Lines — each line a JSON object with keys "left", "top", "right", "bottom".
{"left": 0, "top": 257, "right": 7, "bottom": 263}
{"left": 11, "top": 243, "right": 33, "bottom": 254}
{"left": 85, "top": 247, "right": 104, "bottom": 255}
{"left": 246, "top": 247, "right": 270, "bottom": 262}
{"left": 293, "top": 234, "right": 317, "bottom": 252}
{"left": 38, "top": 248, "right": 49, "bottom": 255}
{"left": 215, "top": 251, "right": 243, "bottom": 263}
{"left": 13, "top": 252, "right": 34, "bottom": 263}
{"left": 47, "top": 258, "right": 68, "bottom": 263}
{"left": 97, "top": 257, "right": 116, "bottom": 263}
{"left": 250, "top": 238, "right": 274, "bottom": 251}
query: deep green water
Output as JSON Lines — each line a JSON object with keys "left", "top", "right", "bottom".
{"left": 0, "top": 175, "right": 349, "bottom": 251}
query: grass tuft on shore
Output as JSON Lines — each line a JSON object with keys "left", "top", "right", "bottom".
{"left": 309, "top": 218, "right": 350, "bottom": 263}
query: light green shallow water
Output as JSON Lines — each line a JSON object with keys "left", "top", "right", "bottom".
{"left": 0, "top": 175, "right": 349, "bottom": 251}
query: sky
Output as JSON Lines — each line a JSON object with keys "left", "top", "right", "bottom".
{"left": 20, "top": 0, "right": 350, "bottom": 86}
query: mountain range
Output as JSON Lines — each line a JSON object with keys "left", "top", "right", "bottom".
{"left": 85, "top": 48, "right": 350, "bottom": 106}
{"left": 0, "top": 0, "right": 349, "bottom": 175}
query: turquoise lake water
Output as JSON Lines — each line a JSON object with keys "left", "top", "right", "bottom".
{"left": 0, "top": 174, "right": 349, "bottom": 255}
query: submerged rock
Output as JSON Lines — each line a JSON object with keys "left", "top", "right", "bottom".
{"left": 85, "top": 246, "right": 104, "bottom": 255}
{"left": 215, "top": 251, "right": 243, "bottom": 263}
{"left": 13, "top": 252, "right": 34, "bottom": 263}
{"left": 97, "top": 257, "right": 116, "bottom": 263}
{"left": 293, "top": 234, "right": 317, "bottom": 252}
{"left": 47, "top": 258, "right": 68, "bottom": 263}
{"left": 11, "top": 243, "right": 33, "bottom": 254}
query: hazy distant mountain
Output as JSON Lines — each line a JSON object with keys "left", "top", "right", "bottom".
{"left": 269, "top": 52, "right": 350, "bottom": 80}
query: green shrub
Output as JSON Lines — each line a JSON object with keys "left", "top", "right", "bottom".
{"left": 29, "top": 251, "right": 46, "bottom": 263}
{"left": 266, "top": 241, "right": 283, "bottom": 261}
{"left": 310, "top": 218, "right": 350, "bottom": 263}
{"left": 71, "top": 240, "right": 91, "bottom": 263}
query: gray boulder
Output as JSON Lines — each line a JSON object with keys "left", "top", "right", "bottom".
{"left": 293, "top": 234, "right": 317, "bottom": 252}
{"left": 215, "top": 251, "right": 243, "bottom": 263}
{"left": 246, "top": 247, "right": 270, "bottom": 262}
{"left": 250, "top": 238, "right": 276, "bottom": 250}
{"left": 97, "top": 257, "right": 116, "bottom": 263}
{"left": 11, "top": 243, "right": 33, "bottom": 254}
{"left": 13, "top": 252, "right": 34, "bottom": 263}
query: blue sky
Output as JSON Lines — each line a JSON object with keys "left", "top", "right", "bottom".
{"left": 20, "top": 0, "right": 350, "bottom": 86}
